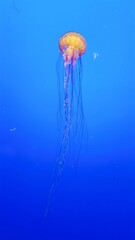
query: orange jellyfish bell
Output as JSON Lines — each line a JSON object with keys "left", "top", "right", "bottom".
{"left": 59, "top": 32, "right": 86, "bottom": 67}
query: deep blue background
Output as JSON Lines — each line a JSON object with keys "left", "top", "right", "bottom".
{"left": 0, "top": 0, "right": 135, "bottom": 239}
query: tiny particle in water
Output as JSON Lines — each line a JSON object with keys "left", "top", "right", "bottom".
{"left": 93, "top": 52, "right": 99, "bottom": 60}
{"left": 9, "top": 128, "right": 16, "bottom": 132}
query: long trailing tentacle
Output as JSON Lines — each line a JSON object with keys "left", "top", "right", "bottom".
{"left": 45, "top": 64, "right": 73, "bottom": 216}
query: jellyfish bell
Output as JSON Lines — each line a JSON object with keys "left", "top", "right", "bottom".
{"left": 59, "top": 32, "right": 86, "bottom": 67}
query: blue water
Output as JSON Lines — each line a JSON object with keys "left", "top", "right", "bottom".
{"left": 0, "top": 0, "right": 135, "bottom": 239}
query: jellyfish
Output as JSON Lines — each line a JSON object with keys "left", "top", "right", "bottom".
{"left": 46, "top": 32, "right": 86, "bottom": 215}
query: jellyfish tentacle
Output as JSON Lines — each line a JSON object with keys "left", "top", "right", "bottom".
{"left": 45, "top": 65, "right": 73, "bottom": 216}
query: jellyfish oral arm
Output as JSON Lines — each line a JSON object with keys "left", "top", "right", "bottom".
{"left": 63, "top": 47, "right": 79, "bottom": 67}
